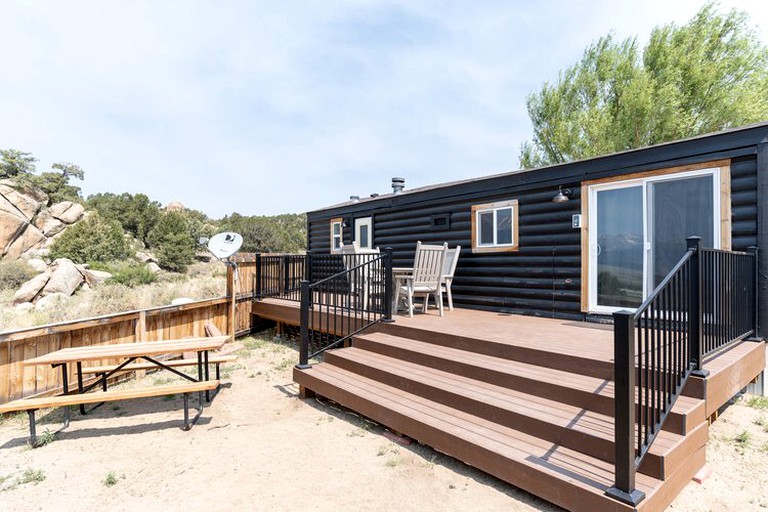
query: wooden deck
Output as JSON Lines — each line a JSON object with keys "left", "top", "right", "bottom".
{"left": 253, "top": 299, "right": 765, "bottom": 511}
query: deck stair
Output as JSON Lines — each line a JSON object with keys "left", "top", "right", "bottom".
{"left": 293, "top": 323, "right": 712, "bottom": 512}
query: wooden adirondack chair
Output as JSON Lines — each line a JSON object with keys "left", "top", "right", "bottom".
{"left": 398, "top": 241, "right": 447, "bottom": 317}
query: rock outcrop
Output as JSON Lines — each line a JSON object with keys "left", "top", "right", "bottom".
{"left": 0, "top": 180, "right": 86, "bottom": 260}
{"left": 12, "top": 258, "right": 113, "bottom": 306}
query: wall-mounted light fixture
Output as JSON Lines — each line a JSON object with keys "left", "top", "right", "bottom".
{"left": 552, "top": 185, "right": 572, "bottom": 203}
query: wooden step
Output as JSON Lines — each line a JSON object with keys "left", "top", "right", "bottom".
{"left": 377, "top": 321, "right": 615, "bottom": 378}
{"left": 325, "top": 347, "right": 706, "bottom": 480}
{"left": 355, "top": 332, "right": 705, "bottom": 435}
{"left": 294, "top": 363, "right": 704, "bottom": 512}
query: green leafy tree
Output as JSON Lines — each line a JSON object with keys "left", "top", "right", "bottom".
{"left": 32, "top": 162, "right": 85, "bottom": 204}
{"left": 1, "top": 149, "right": 85, "bottom": 204}
{"left": 520, "top": 2, "right": 768, "bottom": 168}
{"left": 87, "top": 192, "right": 162, "bottom": 245}
{"left": 0, "top": 149, "right": 36, "bottom": 178}
{"left": 49, "top": 213, "right": 131, "bottom": 264}
{"left": 219, "top": 213, "right": 307, "bottom": 253}
{"left": 147, "top": 211, "right": 196, "bottom": 272}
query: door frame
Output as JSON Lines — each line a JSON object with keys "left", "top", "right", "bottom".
{"left": 581, "top": 160, "right": 731, "bottom": 314}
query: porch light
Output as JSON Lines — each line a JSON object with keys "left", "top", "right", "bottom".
{"left": 552, "top": 186, "right": 572, "bottom": 203}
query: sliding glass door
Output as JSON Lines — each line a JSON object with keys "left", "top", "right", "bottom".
{"left": 588, "top": 169, "right": 719, "bottom": 313}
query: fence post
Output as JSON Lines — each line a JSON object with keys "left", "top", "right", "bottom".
{"left": 748, "top": 246, "right": 759, "bottom": 338}
{"left": 383, "top": 247, "right": 394, "bottom": 322}
{"left": 606, "top": 310, "right": 645, "bottom": 506}
{"left": 254, "top": 253, "right": 262, "bottom": 299}
{"left": 296, "top": 280, "right": 312, "bottom": 369}
{"left": 687, "top": 236, "right": 708, "bottom": 377}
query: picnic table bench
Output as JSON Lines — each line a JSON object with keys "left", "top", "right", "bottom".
{"left": 0, "top": 336, "right": 230, "bottom": 446}
{"left": 0, "top": 380, "right": 219, "bottom": 446}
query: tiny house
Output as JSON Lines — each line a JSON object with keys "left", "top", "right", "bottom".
{"left": 307, "top": 122, "right": 768, "bottom": 328}
{"left": 252, "top": 123, "right": 768, "bottom": 510}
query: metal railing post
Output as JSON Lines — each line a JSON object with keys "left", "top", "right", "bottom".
{"left": 606, "top": 310, "right": 645, "bottom": 506}
{"left": 687, "top": 236, "right": 708, "bottom": 377}
{"left": 306, "top": 251, "right": 313, "bottom": 283}
{"left": 254, "top": 253, "right": 262, "bottom": 299}
{"left": 749, "top": 246, "right": 759, "bottom": 338}
{"left": 296, "top": 280, "right": 312, "bottom": 369}
{"left": 383, "top": 248, "right": 394, "bottom": 322}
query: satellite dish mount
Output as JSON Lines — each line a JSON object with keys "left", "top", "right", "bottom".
{"left": 207, "top": 232, "right": 244, "bottom": 342}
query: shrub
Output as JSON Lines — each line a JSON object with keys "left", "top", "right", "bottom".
{"left": 108, "top": 263, "right": 157, "bottom": 287}
{"left": 147, "top": 211, "right": 196, "bottom": 273}
{"left": 86, "top": 192, "right": 161, "bottom": 245}
{"left": 49, "top": 213, "right": 130, "bottom": 264}
{"left": 0, "top": 260, "right": 36, "bottom": 290}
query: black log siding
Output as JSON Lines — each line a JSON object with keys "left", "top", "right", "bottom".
{"left": 306, "top": 124, "right": 768, "bottom": 321}
{"left": 730, "top": 156, "right": 758, "bottom": 250}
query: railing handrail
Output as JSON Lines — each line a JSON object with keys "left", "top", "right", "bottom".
{"left": 632, "top": 249, "right": 694, "bottom": 319}
{"left": 607, "top": 237, "right": 759, "bottom": 506}
{"left": 296, "top": 249, "right": 393, "bottom": 368}
{"left": 309, "top": 253, "right": 387, "bottom": 290}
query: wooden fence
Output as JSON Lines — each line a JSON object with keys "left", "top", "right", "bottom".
{"left": 0, "top": 256, "right": 265, "bottom": 405}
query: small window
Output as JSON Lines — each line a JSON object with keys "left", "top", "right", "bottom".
{"left": 471, "top": 200, "right": 518, "bottom": 253}
{"left": 330, "top": 218, "right": 342, "bottom": 252}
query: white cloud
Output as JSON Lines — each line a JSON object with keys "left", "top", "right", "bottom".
{"left": 0, "top": 0, "right": 766, "bottom": 217}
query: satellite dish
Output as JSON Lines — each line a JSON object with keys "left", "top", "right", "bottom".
{"left": 207, "top": 232, "right": 243, "bottom": 260}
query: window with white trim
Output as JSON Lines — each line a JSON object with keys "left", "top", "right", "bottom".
{"left": 330, "top": 218, "right": 342, "bottom": 252}
{"left": 471, "top": 199, "right": 519, "bottom": 252}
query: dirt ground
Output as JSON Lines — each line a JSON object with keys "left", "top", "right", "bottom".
{"left": 0, "top": 332, "right": 766, "bottom": 512}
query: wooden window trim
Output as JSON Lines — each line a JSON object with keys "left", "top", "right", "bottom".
{"left": 471, "top": 199, "right": 519, "bottom": 253}
{"left": 579, "top": 159, "right": 732, "bottom": 313}
{"left": 330, "top": 217, "right": 343, "bottom": 253}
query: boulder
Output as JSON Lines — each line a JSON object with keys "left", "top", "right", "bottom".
{"left": 0, "top": 209, "right": 27, "bottom": 254}
{"left": 0, "top": 180, "right": 46, "bottom": 220}
{"left": 35, "top": 292, "right": 69, "bottom": 311}
{"left": 4, "top": 223, "right": 46, "bottom": 260}
{"left": 146, "top": 262, "right": 161, "bottom": 273}
{"left": 13, "top": 272, "right": 50, "bottom": 305}
{"left": 171, "top": 297, "right": 194, "bottom": 306}
{"left": 39, "top": 216, "right": 66, "bottom": 237}
{"left": 135, "top": 251, "right": 158, "bottom": 264}
{"left": 81, "top": 269, "right": 112, "bottom": 286}
{"left": 14, "top": 302, "right": 34, "bottom": 313}
{"left": 24, "top": 258, "right": 49, "bottom": 273}
{"left": 49, "top": 201, "right": 85, "bottom": 224}
{"left": 41, "top": 258, "right": 84, "bottom": 296}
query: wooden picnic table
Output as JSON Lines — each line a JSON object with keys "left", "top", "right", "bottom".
{"left": 24, "top": 335, "right": 229, "bottom": 410}
{"left": 24, "top": 336, "right": 228, "bottom": 365}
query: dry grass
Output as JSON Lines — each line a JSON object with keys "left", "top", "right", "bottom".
{"left": 0, "top": 261, "right": 227, "bottom": 332}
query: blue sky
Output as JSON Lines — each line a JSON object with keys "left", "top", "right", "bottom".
{"left": 0, "top": 1, "right": 766, "bottom": 218}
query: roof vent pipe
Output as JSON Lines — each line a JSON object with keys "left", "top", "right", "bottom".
{"left": 392, "top": 177, "right": 405, "bottom": 194}
{"left": 350, "top": 195, "right": 360, "bottom": 203}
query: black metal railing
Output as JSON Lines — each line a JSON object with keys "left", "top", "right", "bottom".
{"left": 254, "top": 254, "right": 307, "bottom": 301}
{"left": 701, "top": 247, "right": 758, "bottom": 355}
{"left": 297, "top": 250, "right": 393, "bottom": 368}
{"left": 607, "top": 237, "right": 758, "bottom": 506}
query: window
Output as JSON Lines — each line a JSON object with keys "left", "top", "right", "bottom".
{"left": 330, "top": 218, "right": 342, "bottom": 252}
{"left": 471, "top": 200, "right": 519, "bottom": 252}
{"left": 354, "top": 217, "right": 373, "bottom": 250}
